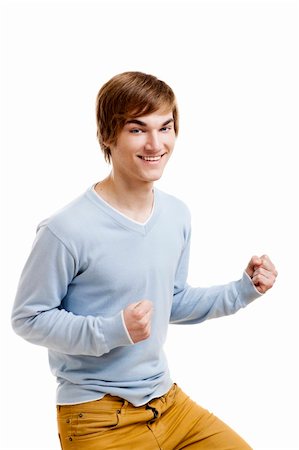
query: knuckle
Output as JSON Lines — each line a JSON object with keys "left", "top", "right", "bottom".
{"left": 139, "top": 317, "right": 148, "bottom": 328}
{"left": 143, "top": 329, "right": 151, "bottom": 339}
{"left": 133, "top": 310, "right": 143, "bottom": 321}
{"left": 143, "top": 318, "right": 150, "bottom": 328}
{"left": 139, "top": 331, "right": 148, "bottom": 341}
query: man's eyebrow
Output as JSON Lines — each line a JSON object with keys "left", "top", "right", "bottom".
{"left": 125, "top": 118, "right": 174, "bottom": 127}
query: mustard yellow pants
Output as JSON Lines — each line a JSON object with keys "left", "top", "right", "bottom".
{"left": 57, "top": 384, "right": 252, "bottom": 449}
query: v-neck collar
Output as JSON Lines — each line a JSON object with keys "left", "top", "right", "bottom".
{"left": 85, "top": 185, "right": 161, "bottom": 235}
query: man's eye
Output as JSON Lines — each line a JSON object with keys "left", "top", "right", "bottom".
{"left": 129, "top": 129, "right": 143, "bottom": 134}
{"left": 160, "top": 127, "right": 171, "bottom": 132}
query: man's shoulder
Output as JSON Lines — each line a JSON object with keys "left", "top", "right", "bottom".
{"left": 37, "top": 187, "right": 93, "bottom": 237}
{"left": 156, "top": 188, "right": 191, "bottom": 217}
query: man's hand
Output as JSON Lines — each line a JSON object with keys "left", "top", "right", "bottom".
{"left": 245, "top": 255, "right": 278, "bottom": 294}
{"left": 123, "top": 300, "right": 153, "bottom": 344}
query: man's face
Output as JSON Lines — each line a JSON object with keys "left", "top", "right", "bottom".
{"left": 109, "top": 108, "right": 176, "bottom": 185}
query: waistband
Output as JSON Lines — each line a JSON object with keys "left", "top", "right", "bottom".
{"left": 57, "top": 383, "right": 178, "bottom": 415}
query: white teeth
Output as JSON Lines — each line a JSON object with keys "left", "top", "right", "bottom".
{"left": 141, "top": 156, "right": 161, "bottom": 161}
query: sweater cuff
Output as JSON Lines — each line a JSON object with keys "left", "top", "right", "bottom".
{"left": 237, "top": 271, "right": 263, "bottom": 306}
{"left": 100, "top": 310, "right": 134, "bottom": 352}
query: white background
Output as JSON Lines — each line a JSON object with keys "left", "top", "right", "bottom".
{"left": 1, "top": 0, "right": 298, "bottom": 449}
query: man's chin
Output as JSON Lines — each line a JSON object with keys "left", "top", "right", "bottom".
{"left": 142, "top": 169, "right": 166, "bottom": 183}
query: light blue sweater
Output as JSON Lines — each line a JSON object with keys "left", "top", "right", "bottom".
{"left": 12, "top": 186, "right": 262, "bottom": 406}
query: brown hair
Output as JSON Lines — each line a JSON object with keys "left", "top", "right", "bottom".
{"left": 96, "top": 71, "right": 179, "bottom": 163}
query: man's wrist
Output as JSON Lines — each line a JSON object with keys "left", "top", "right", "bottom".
{"left": 237, "top": 271, "right": 263, "bottom": 307}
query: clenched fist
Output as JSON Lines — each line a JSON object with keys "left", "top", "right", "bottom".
{"left": 123, "top": 300, "right": 153, "bottom": 344}
{"left": 245, "top": 254, "right": 278, "bottom": 294}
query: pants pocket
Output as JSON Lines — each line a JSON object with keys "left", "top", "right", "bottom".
{"left": 75, "top": 410, "right": 119, "bottom": 438}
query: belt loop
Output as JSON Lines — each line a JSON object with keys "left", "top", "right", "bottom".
{"left": 163, "top": 383, "right": 176, "bottom": 410}
{"left": 121, "top": 399, "right": 129, "bottom": 414}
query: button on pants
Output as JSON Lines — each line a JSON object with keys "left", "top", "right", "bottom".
{"left": 57, "top": 384, "right": 252, "bottom": 449}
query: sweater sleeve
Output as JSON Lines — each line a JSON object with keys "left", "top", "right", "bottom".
{"left": 170, "top": 225, "right": 263, "bottom": 324}
{"left": 11, "top": 226, "right": 133, "bottom": 356}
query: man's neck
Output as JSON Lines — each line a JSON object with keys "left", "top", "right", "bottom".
{"left": 94, "top": 174, "right": 154, "bottom": 223}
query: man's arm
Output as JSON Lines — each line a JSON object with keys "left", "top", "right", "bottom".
{"left": 170, "top": 227, "right": 277, "bottom": 325}
{"left": 11, "top": 226, "right": 133, "bottom": 356}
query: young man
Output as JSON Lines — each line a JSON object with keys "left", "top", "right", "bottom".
{"left": 12, "top": 71, "right": 277, "bottom": 449}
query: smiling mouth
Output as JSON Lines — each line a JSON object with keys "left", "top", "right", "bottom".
{"left": 137, "top": 153, "right": 166, "bottom": 161}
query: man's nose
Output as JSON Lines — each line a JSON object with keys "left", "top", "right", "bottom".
{"left": 144, "top": 131, "right": 161, "bottom": 152}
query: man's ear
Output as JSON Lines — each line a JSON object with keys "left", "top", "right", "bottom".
{"left": 103, "top": 136, "right": 114, "bottom": 149}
